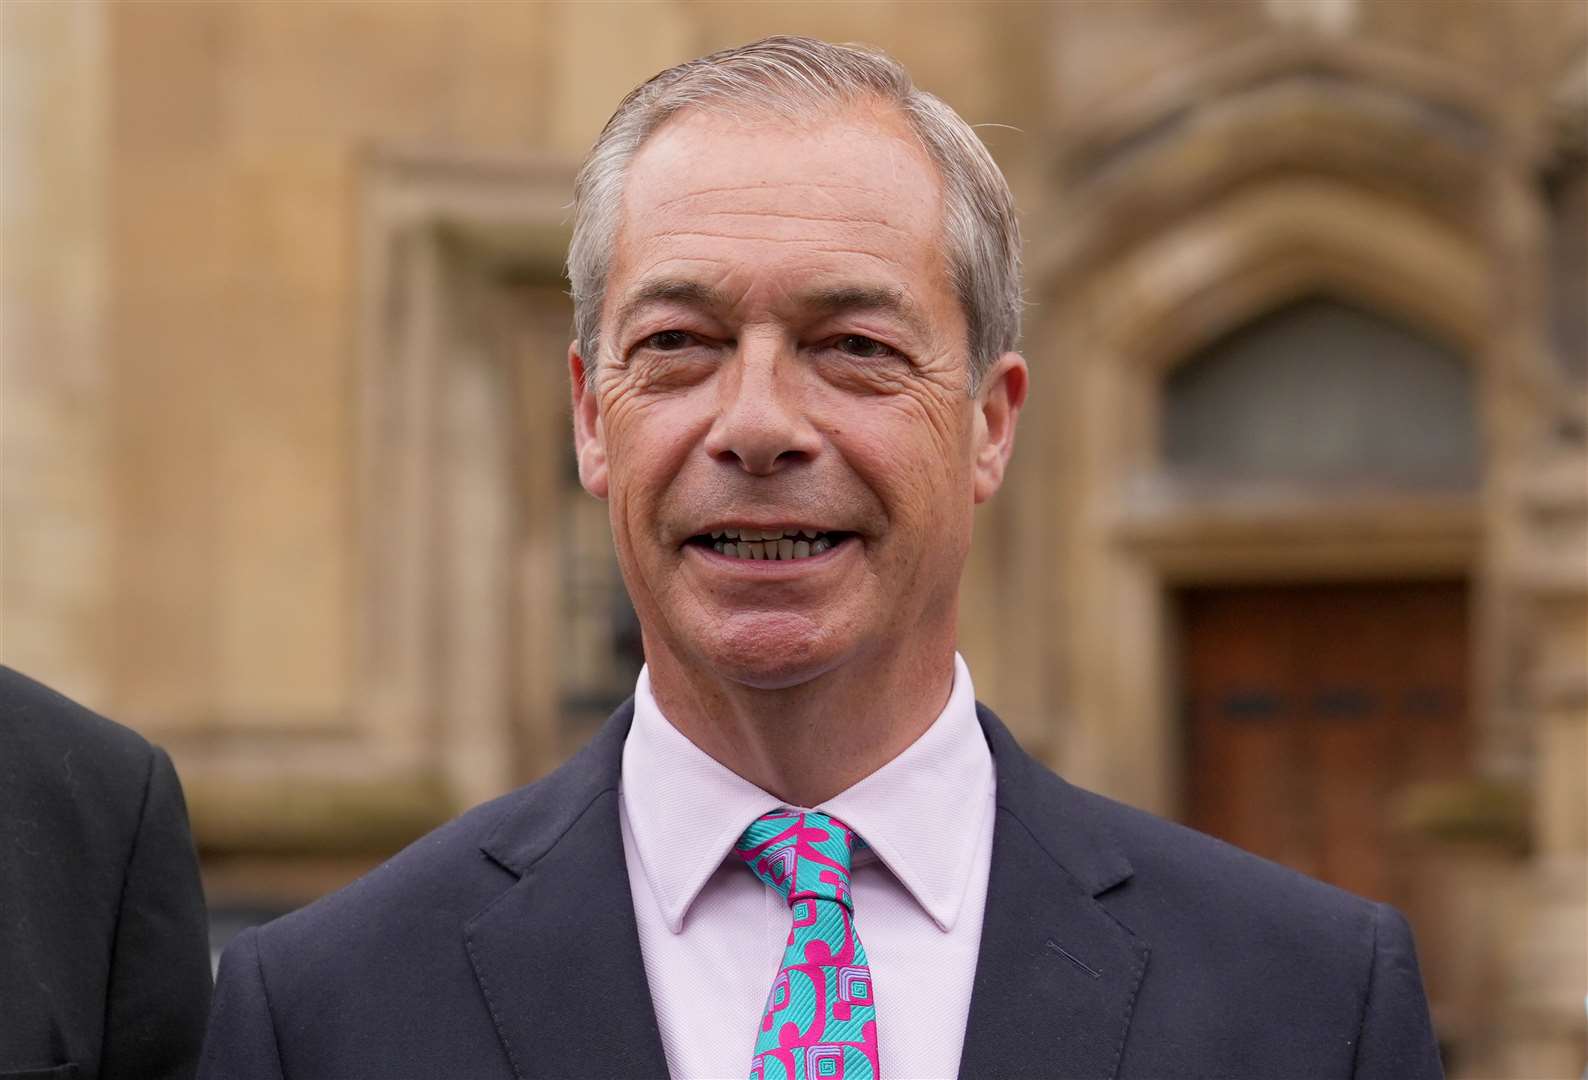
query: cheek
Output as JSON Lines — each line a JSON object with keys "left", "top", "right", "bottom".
{"left": 831, "top": 420, "right": 973, "bottom": 547}
{"left": 832, "top": 393, "right": 974, "bottom": 496}
{"left": 598, "top": 389, "right": 711, "bottom": 542}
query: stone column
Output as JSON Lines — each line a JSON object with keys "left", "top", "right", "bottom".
{"left": 0, "top": 1, "right": 112, "bottom": 703}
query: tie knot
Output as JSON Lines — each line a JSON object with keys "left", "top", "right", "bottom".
{"left": 735, "top": 809, "right": 862, "bottom": 911}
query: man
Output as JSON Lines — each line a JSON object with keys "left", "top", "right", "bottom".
{"left": 200, "top": 37, "right": 1442, "bottom": 1079}
{"left": 1, "top": 666, "right": 212, "bottom": 1080}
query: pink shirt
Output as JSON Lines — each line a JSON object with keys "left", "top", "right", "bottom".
{"left": 618, "top": 654, "right": 996, "bottom": 1079}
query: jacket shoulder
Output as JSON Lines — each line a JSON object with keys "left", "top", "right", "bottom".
{"left": 0, "top": 667, "right": 168, "bottom": 861}
{"left": 1053, "top": 782, "right": 1440, "bottom": 1075}
{"left": 256, "top": 783, "right": 531, "bottom": 947}
{"left": 246, "top": 708, "right": 631, "bottom": 973}
{"left": 0, "top": 665, "right": 159, "bottom": 798}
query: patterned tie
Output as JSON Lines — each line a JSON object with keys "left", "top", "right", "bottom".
{"left": 735, "top": 809, "right": 880, "bottom": 1080}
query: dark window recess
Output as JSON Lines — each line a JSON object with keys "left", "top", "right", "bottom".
{"left": 1312, "top": 687, "right": 1377, "bottom": 719}
{"left": 1162, "top": 297, "right": 1478, "bottom": 489}
{"left": 1219, "top": 691, "right": 1285, "bottom": 720}
{"left": 1403, "top": 687, "right": 1455, "bottom": 718}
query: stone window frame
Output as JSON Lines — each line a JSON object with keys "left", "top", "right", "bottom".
{"left": 355, "top": 147, "right": 580, "bottom": 812}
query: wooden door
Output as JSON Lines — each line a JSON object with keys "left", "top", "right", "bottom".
{"left": 1180, "top": 582, "right": 1469, "bottom": 904}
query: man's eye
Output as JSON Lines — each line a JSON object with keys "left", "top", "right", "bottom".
{"left": 642, "top": 330, "right": 694, "bottom": 351}
{"left": 834, "top": 335, "right": 897, "bottom": 359}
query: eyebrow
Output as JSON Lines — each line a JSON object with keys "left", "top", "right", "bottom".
{"left": 802, "top": 284, "right": 928, "bottom": 338}
{"left": 613, "top": 278, "right": 930, "bottom": 341}
{"left": 612, "top": 279, "right": 725, "bottom": 336}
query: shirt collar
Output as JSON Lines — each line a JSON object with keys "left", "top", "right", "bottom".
{"left": 619, "top": 654, "right": 993, "bottom": 934}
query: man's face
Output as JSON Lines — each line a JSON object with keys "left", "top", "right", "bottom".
{"left": 572, "top": 102, "right": 1024, "bottom": 691}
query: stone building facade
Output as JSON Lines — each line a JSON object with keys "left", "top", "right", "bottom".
{"left": 3, "top": 1, "right": 1583, "bottom": 1073}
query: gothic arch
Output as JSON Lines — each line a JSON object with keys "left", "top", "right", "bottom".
{"left": 1015, "top": 42, "right": 1518, "bottom": 821}
{"left": 1029, "top": 33, "right": 1503, "bottom": 295}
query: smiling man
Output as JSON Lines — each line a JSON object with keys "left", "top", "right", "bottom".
{"left": 200, "top": 37, "right": 1443, "bottom": 1080}
{"left": 571, "top": 96, "right": 1021, "bottom": 812}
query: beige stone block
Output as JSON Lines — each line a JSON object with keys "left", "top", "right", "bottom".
{"left": 1, "top": 0, "right": 112, "bottom": 700}
{"left": 1046, "top": 0, "right": 1265, "bottom": 132}
{"left": 220, "top": 142, "right": 352, "bottom": 296}
{"left": 109, "top": 0, "right": 224, "bottom": 155}
{"left": 111, "top": 154, "right": 229, "bottom": 302}
{"left": 1537, "top": 710, "right": 1588, "bottom": 855}
{"left": 211, "top": 289, "right": 350, "bottom": 726}
{"left": 449, "top": 4, "right": 555, "bottom": 148}
{"left": 545, "top": 2, "right": 694, "bottom": 156}
{"left": 685, "top": 1, "right": 896, "bottom": 60}
{"left": 1359, "top": 0, "right": 1584, "bottom": 100}
{"left": 107, "top": 288, "right": 226, "bottom": 732}
{"left": 220, "top": 0, "right": 473, "bottom": 146}
{"left": 1406, "top": 847, "right": 1524, "bottom": 1068}
{"left": 875, "top": 3, "right": 1003, "bottom": 121}
{"left": 1530, "top": 600, "right": 1588, "bottom": 704}
{"left": 678, "top": 1, "right": 1018, "bottom": 124}
{"left": 1497, "top": 855, "right": 1588, "bottom": 1077}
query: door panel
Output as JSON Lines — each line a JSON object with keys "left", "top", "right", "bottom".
{"left": 1181, "top": 581, "right": 1470, "bottom": 904}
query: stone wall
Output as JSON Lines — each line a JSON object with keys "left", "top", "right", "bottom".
{"left": 2, "top": 1, "right": 1583, "bottom": 1071}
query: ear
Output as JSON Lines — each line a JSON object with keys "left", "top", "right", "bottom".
{"left": 569, "top": 341, "right": 609, "bottom": 499}
{"left": 971, "top": 352, "right": 1027, "bottom": 505}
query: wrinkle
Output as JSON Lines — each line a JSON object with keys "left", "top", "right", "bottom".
{"left": 696, "top": 208, "right": 914, "bottom": 236}
{"left": 636, "top": 237, "right": 911, "bottom": 280}
{"left": 653, "top": 181, "right": 886, "bottom": 213}
{"left": 648, "top": 230, "right": 906, "bottom": 257}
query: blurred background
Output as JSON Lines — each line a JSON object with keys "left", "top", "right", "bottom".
{"left": 2, "top": 0, "right": 1585, "bottom": 1075}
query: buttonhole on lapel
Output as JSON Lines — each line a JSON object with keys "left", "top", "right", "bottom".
{"left": 1046, "top": 938, "right": 1101, "bottom": 979}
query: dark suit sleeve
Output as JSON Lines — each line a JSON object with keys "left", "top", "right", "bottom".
{"left": 100, "top": 747, "right": 214, "bottom": 1080}
{"left": 1352, "top": 902, "right": 1443, "bottom": 1079}
{"left": 198, "top": 928, "right": 288, "bottom": 1080}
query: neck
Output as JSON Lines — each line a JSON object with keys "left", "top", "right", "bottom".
{"left": 643, "top": 639, "right": 957, "bottom": 807}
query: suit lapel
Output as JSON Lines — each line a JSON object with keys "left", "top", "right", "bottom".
{"left": 959, "top": 707, "right": 1151, "bottom": 1080}
{"left": 464, "top": 703, "right": 669, "bottom": 1080}
{"left": 458, "top": 700, "right": 1148, "bottom": 1079}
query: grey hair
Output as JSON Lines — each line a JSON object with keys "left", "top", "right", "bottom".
{"left": 566, "top": 35, "right": 1022, "bottom": 389}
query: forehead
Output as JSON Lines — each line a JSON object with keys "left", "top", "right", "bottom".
{"left": 608, "top": 102, "right": 952, "bottom": 313}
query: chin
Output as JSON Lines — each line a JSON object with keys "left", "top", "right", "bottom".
{"left": 689, "top": 611, "right": 851, "bottom": 691}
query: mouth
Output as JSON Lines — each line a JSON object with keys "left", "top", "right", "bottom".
{"left": 685, "top": 527, "right": 857, "bottom": 562}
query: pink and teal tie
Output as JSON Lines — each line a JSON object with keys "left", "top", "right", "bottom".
{"left": 735, "top": 810, "right": 880, "bottom": 1080}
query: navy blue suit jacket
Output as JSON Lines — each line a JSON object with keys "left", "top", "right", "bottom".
{"left": 1, "top": 667, "right": 212, "bottom": 1080}
{"left": 199, "top": 703, "right": 1442, "bottom": 1078}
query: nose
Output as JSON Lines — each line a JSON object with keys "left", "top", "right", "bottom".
{"left": 702, "top": 334, "right": 821, "bottom": 475}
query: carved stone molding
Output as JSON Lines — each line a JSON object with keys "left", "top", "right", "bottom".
{"left": 356, "top": 147, "right": 578, "bottom": 809}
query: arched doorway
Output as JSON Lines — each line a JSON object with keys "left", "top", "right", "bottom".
{"left": 1151, "top": 295, "right": 1482, "bottom": 1067}
{"left": 1163, "top": 297, "right": 1479, "bottom": 911}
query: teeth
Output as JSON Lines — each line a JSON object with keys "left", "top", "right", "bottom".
{"left": 707, "top": 532, "right": 841, "bottom": 560}
{"left": 709, "top": 527, "right": 831, "bottom": 543}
